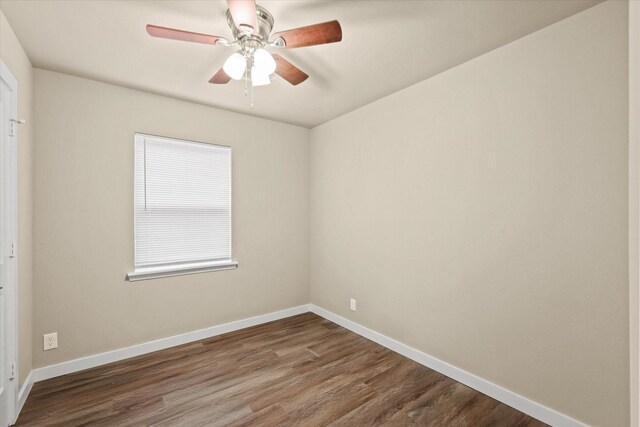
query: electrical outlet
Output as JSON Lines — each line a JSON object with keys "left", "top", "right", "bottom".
{"left": 350, "top": 298, "right": 357, "bottom": 311}
{"left": 44, "top": 332, "right": 58, "bottom": 351}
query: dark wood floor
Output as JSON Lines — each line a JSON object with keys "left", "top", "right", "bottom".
{"left": 16, "top": 313, "right": 546, "bottom": 426}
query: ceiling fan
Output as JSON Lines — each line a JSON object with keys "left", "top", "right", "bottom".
{"left": 146, "top": 0, "right": 342, "bottom": 104}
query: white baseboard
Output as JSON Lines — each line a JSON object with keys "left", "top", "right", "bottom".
{"left": 309, "top": 304, "right": 587, "bottom": 427}
{"left": 32, "top": 304, "right": 310, "bottom": 383}
{"left": 14, "top": 370, "right": 34, "bottom": 424}
{"left": 22, "top": 303, "right": 585, "bottom": 427}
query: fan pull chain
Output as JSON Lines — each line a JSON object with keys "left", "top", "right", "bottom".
{"left": 244, "top": 64, "right": 248, "bottom": 97}
{"left": 247, "top": 54, "right": 255, "bottom": 108}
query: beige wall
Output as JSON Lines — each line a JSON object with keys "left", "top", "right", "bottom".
{"left": 310, "top": 2, "right": 628, "bottom": 426}
{"left": 7, "top": 1, "right": 633, "bottom": 425}
{"left": 0, "top": 9, "right": 33, "bottom": 387}
{"left": 32, "top": 69, "right": 309, "bottom": 367}
{"left": 629, "top": 1, "right": 639, "bottom": 425}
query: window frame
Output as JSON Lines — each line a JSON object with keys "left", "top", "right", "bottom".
{"left": 127, "top": 133, "right": 237, "bottom": 282}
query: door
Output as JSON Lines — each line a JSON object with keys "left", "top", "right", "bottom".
{"left": 0, "top": 60, "right": 18, "bottom": 427}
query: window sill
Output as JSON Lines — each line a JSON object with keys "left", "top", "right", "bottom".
{"left": 126, "top": 260, "right": 238, "bottom": 282}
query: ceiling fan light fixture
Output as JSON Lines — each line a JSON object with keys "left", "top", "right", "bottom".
{"left": 253, "top": 48, "right": 276, "bottom": 75}
{"left": 147, "top": 2, "right": 343, "bottom": 100}
{"left": 223, "top": 52, "right": 247, "bottom": 80}
{"left": 251, "top": 67, "right": 271, "bottom": 86}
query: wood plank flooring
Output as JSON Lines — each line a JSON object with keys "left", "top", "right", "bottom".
{"left": 16, "top": 313, "right": 547, "bottom": 426}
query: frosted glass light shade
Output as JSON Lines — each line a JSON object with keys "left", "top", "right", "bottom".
{"left": 251, "top": 67, "right": 271, "bottom": 86}
{"left": 223, "top": 53, "right": 246, "bottom": 80}
{"left": 253, "top": 48, "right": 276, "bottom": 75}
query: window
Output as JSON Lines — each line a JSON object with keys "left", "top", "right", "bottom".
{"left": 127, "top": 133, "right": 237, "bottom": 281}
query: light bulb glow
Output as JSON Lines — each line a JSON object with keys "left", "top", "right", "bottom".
{"left": 251, "top": 67, "right": 271, "bottom": 86}
{"left": 253, "top": 48, "right": 276, "bottom": 75}
{"left": 223, "top": 53, "right": 246, "bottom": 80}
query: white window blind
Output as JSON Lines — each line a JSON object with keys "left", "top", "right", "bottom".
{"left": 133, "top": 134, "right": 232, "bottom": 272}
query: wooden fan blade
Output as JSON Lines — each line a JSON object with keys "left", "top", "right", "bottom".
{"left": 227, "top": 0, "right": 258, "bottom": 34}
{"left": 273, "top": 54, "right": 308, "bottom": 85}
{"left": 209, "top": 68, "right": 232, "bottom": 84}
{"left": 271, "top": 20, "right": 342, "bottom": 48}
{"left": 146, "top": 25, "right": 223, "bottom": 45}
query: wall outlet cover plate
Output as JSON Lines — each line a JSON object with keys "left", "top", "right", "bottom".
{"left": 44, "top": 332, "right": 58, "bottom": 351}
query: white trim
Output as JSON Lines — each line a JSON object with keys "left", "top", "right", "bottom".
{"left": 14, "top": 370, "right": 33, "bottom": 423}
{"left": 309, "top": 304, "right": 588, "bottom": 427}
{"left": 0, "top": 58, "right": 19, "bottom": 427}
{"left": 32, "top": 305, "right": 310, "bottom": 382}
{"left": 126, "top": 260, "right": 238, "bottom": 282}
{"left": 0, "top": 59, "right": 18, "bottom": 91}
{"left": 23, "top": 303, "right": 587, "bottom": 426}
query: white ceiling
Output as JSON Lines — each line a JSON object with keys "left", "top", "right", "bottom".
{"left": 0, "top": 0, "right": 600, "bottom": 128}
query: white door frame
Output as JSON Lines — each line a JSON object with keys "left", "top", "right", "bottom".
{"left": 0, "top": 58, "right": 19, "bottom": 426}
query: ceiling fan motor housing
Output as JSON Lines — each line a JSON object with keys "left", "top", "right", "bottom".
{"left": 226, "top": 5, "right": 274, "bottom": 49}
